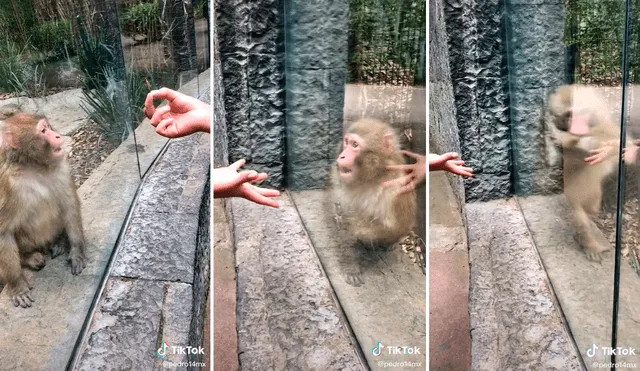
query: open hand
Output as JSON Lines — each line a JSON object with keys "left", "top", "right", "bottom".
{"left": 429, "top": 152, "right": 473, "bottom": 177}
{"left": 213, "top": 159, "right": 280, "bottom": 208}
{"left": 382, "top": 150, "right": 428, "bottom": 196}
{"left": 144, "top": 87, "right": 210, "bottom": 138}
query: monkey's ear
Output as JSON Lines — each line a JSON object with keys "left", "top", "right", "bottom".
{"left": 383, "top": 133, "right": 395, "bottom": 155}
{"left": 4, "top": 133, "right": 18, "bottom": 149}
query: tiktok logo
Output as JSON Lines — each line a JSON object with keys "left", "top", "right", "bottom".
{"left": 372, "top": 342, "right": 384, "bottom": 357}
{"left": 586, "top": 344, "right": 598, "bottom": 358}
{"left": 157, "top": 342, "right": 170, "bottom": 358}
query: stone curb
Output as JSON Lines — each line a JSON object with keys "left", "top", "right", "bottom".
{"left": 73, "top": 94, "right": 211, "bottom": 369}
{"left": 466, "top": 198, "right": 582, "bottom": 371}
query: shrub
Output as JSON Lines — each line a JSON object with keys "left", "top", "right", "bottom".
{"left": 32, "top": 19, "right": 74, "bottom": 58}
{"left": 120, "top": 2, "right": 161, "bottom": 41}
{"left": 81, "top": 67, "right": 153, "bottom": 145}
{"left": 0, "top": 40, "right": 43, "bottom": 95}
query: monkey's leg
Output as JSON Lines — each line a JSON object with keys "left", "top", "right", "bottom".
{"left": 571, "top": 206, "right": 612, "bottom": 262}
{"left": 21, "top": 252, "right": 46, "bottom": 271}
{"left": 338, "top": 240, "right": 366, "bottom": 287}
{"left": 63, "top": 197, "right": 86, "bottom": 275}
{"left": 49, "top": 233, "right": 69, "bottom": 259}
{"left": 0, "top": 233, "right": 34, "bottom": 308}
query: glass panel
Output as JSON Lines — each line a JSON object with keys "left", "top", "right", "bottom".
{"left": 287, "top": 1, "right": 427, "bottom": 369}
{"left": 0, "top": 0, "right": 144, "bottom": 368}
{"left": 615, "top": 0, "right": 640, "bottom": 367}
{"left": 510, "top": 0, "right": 634, "bottom": 367}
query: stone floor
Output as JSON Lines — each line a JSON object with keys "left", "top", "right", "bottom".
{"left": 428, "top": 171, "right": 471, "bottom": 371}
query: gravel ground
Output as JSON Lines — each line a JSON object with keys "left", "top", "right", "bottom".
{"left": 67, "top": 122, "right": 117, "bottom": 188}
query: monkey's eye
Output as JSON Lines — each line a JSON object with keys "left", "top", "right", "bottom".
{"left": 352, "top": 141, "right": 358, "bottom": 148}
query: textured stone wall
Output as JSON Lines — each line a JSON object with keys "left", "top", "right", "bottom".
{"left": 213, "top": 4, "right": 228, "bottom": 168}
{"left": 443, "top": 0, "right": 512, "bottom": 201}
{"left": 283, "top": 0, "right": 349, "bottom": 190}
{"left": 215, "top": 0, "right": 286, "bottom": 188}
{"left": 430, "top": 0, "right": 465, "bottom": 212}
{"left": 504, "top": 1, "right": 564, "bottom": 195}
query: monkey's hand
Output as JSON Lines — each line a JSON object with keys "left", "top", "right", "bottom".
{"left": 8, "top": 279, "right": 34, "bottom": 308}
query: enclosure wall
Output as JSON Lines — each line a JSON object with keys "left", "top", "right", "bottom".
{"left": 429, "top": 0, "right": 466, "bottom": 212}
{"left": 504, "top": 0, "right": 565, "bottom": 195}
{"left": 283, "top": 0, "right": 348, "bottom": 190}
{"left": 443, "top": 0, "right": 511, "bottom": 201}
{"left": 215, "top": 0, "right": 287, "bottom": 188}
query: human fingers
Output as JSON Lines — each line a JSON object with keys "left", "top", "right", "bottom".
{"left": 232, "top": 170, "right": 259, "bottom": 186}
{"left": 229, "top": 159, "right": 247, "bottom": 171}
{"left": 248, "top": 172, "right": 268, "bottom": 184}
{"left": 149, "top": 105, "right": 171, "bottom": 126}
{"left": 149, "top": 87, "right": 181, "bottom": 103}
{"left": 155, "top": 118, "right": 179, "bottom": 138}
{"left": 143, "top": 92, "right": 157, "bottom": 119}
{"left": 399, "top": 150, "right": 426, "bottom": 160}
{"left": 250, "top": 185, "right": 281, "bottom": 197}
{"left": 385, "top": 164, "right": 413, "bottom": 171}
{"left": 381, "top": 173, "right": 413, "bottom": 188}
{"left": 244, "top": 188, "right": 280, "bottom": 208}
{"left": 393, "top": 179, "right": 418, "bottom": 196}
{"left": 439, "top": 152, "right": 459, "bottom": 161}
{"left": 452, "top": 166, "right": 474, "bottom": 177}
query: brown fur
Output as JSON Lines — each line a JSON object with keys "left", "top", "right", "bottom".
{"left": 0, "top": 112, "right": 85, "bottom": 308}
{"left": 329, "top": 118, "right": 417, "bottom": 286}
{"left": 546, "top": 84, "right": 634, "bottom": 261}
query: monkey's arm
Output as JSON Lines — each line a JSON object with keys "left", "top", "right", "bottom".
{"left": 61, "top": 186, "right": 86, "bottom": 275}
{"left": 0, "top": 232, "right": 33, "bottom": 307}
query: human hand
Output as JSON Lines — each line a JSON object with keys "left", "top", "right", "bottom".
{"left": 381, "top": 150, "right": 427, "bottom": 196}
{"left": 585, "top": 139, "right": 638, "bottom": 165}
{"left": 429, "top": 152, "right": 473, "bottom": 177}
{"left": 144, "top": 87, "right": 210, "bottom": 138}
{"left": 585, "top": 140, "right": 616, "bottom": 165}
{"left": 213, "top": 159, "right": 280, "bottom": 208}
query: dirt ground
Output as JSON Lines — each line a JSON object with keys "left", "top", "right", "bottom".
{"left": 67, "top": 122, "right": 118, "bottom": 187}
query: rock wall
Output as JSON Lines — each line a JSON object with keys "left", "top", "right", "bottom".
{"left": 430, "top": 0, "right": 466, "bottom": 211}
{"left": 503, "top": 0, "right": 565, "bottom": 195}
{"left": 443, "top": 0, "right": 512, "bottom": 201}
{"left": 215, "top": 0, "right": 286, "bottom": 188}
{"left": 283, "top": 0, "right": 349, "bottom": 190}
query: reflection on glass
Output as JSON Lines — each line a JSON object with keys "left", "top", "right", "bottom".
{"left": 513, "top": 0, "right": 640, "bottom": 368}
{"left": 288, "top": 1, "right": 426, "bottom": 369}
{"left": 0, "top": 1, "right": 206, "bottom": 369}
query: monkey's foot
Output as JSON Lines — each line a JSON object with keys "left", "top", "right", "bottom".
{"left": 49, "top": 243, "right": 67, "bottom": 259}
{"left": 345, "top": 273, "right": 364, "bottom": 287}
{"left": 8, "top": 282, "right": 34, "bottom": 308}
{"left": 24, "top": 252, "right": 46, "bottom": 271}
{"left": 68, "top": 251, "right": 86, "bottom": 275}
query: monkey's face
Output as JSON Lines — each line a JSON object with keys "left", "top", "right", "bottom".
{"left": 336, "top": 133, "right": 364, "bottom": 183}
{"left": 557, "top": 108, "right": 591, "bottom": 136}
{"left": 35, "top": 119, "right": 65, "bottom": 161}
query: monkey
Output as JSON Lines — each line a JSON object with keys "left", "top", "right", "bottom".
{"left": 0, "top": 112, "right": 86, "bottom": 308}
{"left": 545, "top": 84, "right": 638, "bottom": 261}
{"left": 329, "top": 118, "right": 417, "bottom": 286}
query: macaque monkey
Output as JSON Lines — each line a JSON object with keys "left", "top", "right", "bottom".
{"left": 0, "top": 112, "right": 86, "bottom": 308}
{"left": 330, "top": 118, "right": 417, "bottom": 286}
{"left": 546, "top": 84, "right": 637, "bottom": 261}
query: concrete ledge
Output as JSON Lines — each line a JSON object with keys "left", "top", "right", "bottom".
{"left": 74, "top": 130, "right": 210, "bottom": 370}
{"left": 466, "top": 198, "right": 581, "bottom": 370}
{"left": 519, "top": 195, "right": 640, "bottom": 369}
{"left": 231, "top": 193, "right": 364, "bottom": 370}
